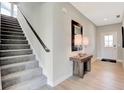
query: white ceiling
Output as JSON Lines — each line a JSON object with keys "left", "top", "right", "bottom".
{"left": 71, "top": 2, "right": 124, "bottom": 26}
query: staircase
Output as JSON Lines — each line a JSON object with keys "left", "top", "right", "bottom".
{"left": 0, "top": 14, "right": 47, "bottom": 90}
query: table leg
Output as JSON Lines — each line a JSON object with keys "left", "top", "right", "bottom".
{"left": 73, "top": 61, "right": 79, "bottom": 76}
{"left": 78, "top": 62, "right": 84, "bottom": 78}
{"left": 87, "top": 59, "right": 91, "bottom": 72}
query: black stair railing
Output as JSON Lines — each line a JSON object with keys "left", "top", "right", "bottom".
{"left": 17, "top": 6, "right": 50, "bottom": 52}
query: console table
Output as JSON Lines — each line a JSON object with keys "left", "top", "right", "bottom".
{"left": 70, "top": 54, "right": 93, "bottom": 78}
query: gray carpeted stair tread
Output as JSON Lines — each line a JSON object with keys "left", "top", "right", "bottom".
{"left": 2, "top": 68, "right": 43, "bottom": 89}
{"left": 0, "top": 49, "right": 32, "bottom": 52}
{"left": 0, "top": 49, "right": 33, "bottom": 57}
{"left": 1, "top": 31, "right": 24, "bottom": 36}
{"left": 0, "top": 54, "right": 35, "bottom": 60}
{"left": 1, "top": 39, "right": 28, "bottom": 44}
{"left": 1, "top": 60, "right": 39, "bottom": 76}
{"left": 1, "top": 34, "right": 26, "bottom": 40}
{"left": 5, "top": 75, "right": 47, "bottom": 90}
{"left": 2, "top": 68, "right": 42, "bottom": 81}
{"left": 0, "top": 54, "right": 36, "bottom": 66}
{"left": 0, "top": 44, "right": 30, "bottom": 50}
{"left": 1, "top": 60, "right": 38, "bottom": 69}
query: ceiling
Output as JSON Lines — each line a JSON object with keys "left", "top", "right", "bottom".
{"left": 71, "top": 2, "right": 124, "bottom": 26}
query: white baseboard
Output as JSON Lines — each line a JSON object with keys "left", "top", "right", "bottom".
{"left": 51, "top": 72, "right": 72, "bottom": 87}
{"left": 117, "top": 59, "right": 124, "bottom": 63}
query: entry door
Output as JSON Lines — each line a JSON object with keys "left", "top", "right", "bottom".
{"left": 101, "top": 32, "right": 117, "bottom": 59}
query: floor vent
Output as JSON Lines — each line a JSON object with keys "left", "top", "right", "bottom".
{"left": 101, "top": 58, "right": 116, "bottom": 63}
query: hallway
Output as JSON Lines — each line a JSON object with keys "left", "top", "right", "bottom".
{"left": 55, "top": 61, "right": 124, "bottom": 90}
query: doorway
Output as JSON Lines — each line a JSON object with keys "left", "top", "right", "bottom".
{"left": 101, "top": 31, "right": 117, "bottom": 60}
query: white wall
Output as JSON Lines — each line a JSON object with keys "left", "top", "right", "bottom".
{"left": 96, "top": 23, "right": 123, "bottom": 61}
{"left": 17, "top": 2, "right": 96, "bottom": 87}
{"left": 17, "top": 2, "right": 54, "bottom": 86}
{"left": 52, "top": 3, "right": 96, "bottom": 86}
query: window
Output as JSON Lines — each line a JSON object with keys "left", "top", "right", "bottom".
{"left": 1, "top": 2, "right": 11, "bottom": 16}
{"left": 0, "top": 2, "right": 17, "bottom": 17}
{"left": 13, "top": 4, "right": 17, "bottom": 17}
{"left": 104, "top": 35, "right": 113, "bottom": 47}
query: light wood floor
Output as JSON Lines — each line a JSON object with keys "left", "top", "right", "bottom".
{"left": 54, "top": 60, "right": 124, "bottom": 90}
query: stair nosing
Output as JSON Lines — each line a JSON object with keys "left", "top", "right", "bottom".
{"left": 1, "top": 39, "right": 27, "bottom": 41}
{"left": 1, "top": 28, "right": 22, "bottom": 31}
{"left": 1, "top": 23, "right": 20, "bottom": 27}
{"left": 1, "top": 60, "right": 38, "bottom": 69}
{"left": 1, "top": 25, "right": 21, "bottom": 28}
{"left": 1, "top": 14, "right": 17, "bottom": 19}
{"left": 1, "top": 34, "right": 26, "bottom": 38}
{"left": 1, "top": 20, "right": 17, "bottom": 22}
{"left": 1, "top": 30, "right": 23, "bottom": 32}
{"left": 0, "top": 44, "right": 30, "bottom": 46}
{"left": 1, "top": 68, "right": 41, "bottom": 81}
{"left": 0, "top": 54, "right": 35, "bottom": 60}
{"left": 1, "top": 30, "right": 23, "bottom": 33}
{"left": 0, "top": 49, "right": 32, "bottom": 52}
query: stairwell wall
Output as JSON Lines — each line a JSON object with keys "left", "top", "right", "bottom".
{"left": 17, "top": 2, "right": 54, "bottom": 86}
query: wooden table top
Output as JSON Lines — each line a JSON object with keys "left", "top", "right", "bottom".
{"left": 70, "top": 54, "right": 93, "bottom": 63}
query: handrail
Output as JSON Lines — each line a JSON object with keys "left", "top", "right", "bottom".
{"left": 17, "top": 6, "right": 50, "bottom": 52}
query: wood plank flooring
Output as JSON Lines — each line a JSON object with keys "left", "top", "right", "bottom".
{"left": 54, "top": 60, "right": 124, "bottom": 90}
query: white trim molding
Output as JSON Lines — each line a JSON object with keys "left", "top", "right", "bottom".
{"left": 117, "top": 59, "right": 124, "bottom": 63}
{"left": 52, "top": 72, "right": 72, "bottom": 87}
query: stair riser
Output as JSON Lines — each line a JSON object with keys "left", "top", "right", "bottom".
{"left": 1, "top": 25, "right": 21, "bottom": 28}
{"left": 1, "top": 16, "right": 17, "bottom": 20}
{"left": 2, "top": 69, "right": 42, "bottom": 89}
{"left": 1, "top": 40, "right": 28, "bottom": 44}
{"left": 1, "top": 19, "right": 18, "bottom": 24}
{"left": 1, "top": 18, "right": 17, "bottom": 22}
{"left": 0, "top": 45, "right": 30, "bottom": 50}
{"left": 1, "top": 27, "right": 22, "bottom": 31}
{"left": 0, "top": 55, "right": 35, "bottom": 66}
{"left": 1, "top": 32, "right": 24, "bottom": 36}
{"left": 1, "top": 30, "right": 23, "bottom": 33}
{"left": 1, "top": 36, "right": 26, "bottom": 40}
{"left": 0, "top": 50, "right": 33, "bottom": 57}
{"left": 1, "top": 22, "right": 19, "bottom": 26}
{"left": 1, "top": 61, "right": 39, "bottom": 76}
{"left": 1, "top": 25, "right": 21, "bottom": 29}
{"left": 1, "top": 22, "right": 20, "bottom": 27}
{"left": 1, "top": 28, "right": 22, "bottom": 32}
{"left": 5, "top": 76, "right": 47, "bottom": 90}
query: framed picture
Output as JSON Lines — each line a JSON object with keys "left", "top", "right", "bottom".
{"left": 71, "top": 20, "right": 83, "bottom": 51}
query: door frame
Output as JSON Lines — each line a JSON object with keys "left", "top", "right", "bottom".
{"left": 100, "top": 31, "right": 117, "bottom": 60}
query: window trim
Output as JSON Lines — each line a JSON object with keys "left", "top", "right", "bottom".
{"left": 104, "top": 35, "right": 113, "bottom": 47}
